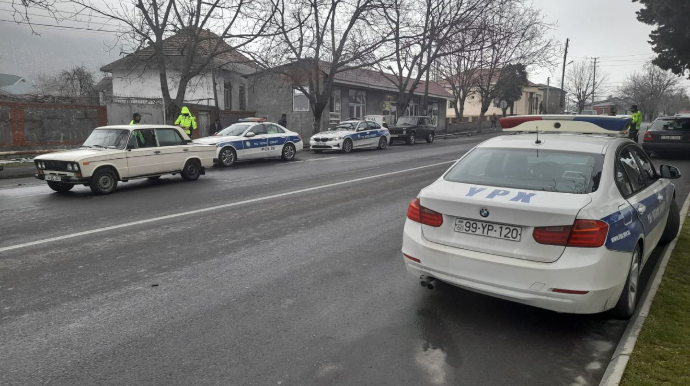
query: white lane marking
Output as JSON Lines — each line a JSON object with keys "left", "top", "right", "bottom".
{"left": 277, "top": 157, "right": 337, "bottom": 165}
{"left": 0, "top": 160, "right": 455, "bottom": 254}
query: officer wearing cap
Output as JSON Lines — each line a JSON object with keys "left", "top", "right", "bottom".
{"left": 630, "top": 105, "right": 642, "bottom": 142}
{"left": 130, "top": 113, "right": 142, "bottom": 125}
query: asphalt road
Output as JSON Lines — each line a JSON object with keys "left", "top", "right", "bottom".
{"left": 1, "top": 131, "right": 689, "bottom": 386}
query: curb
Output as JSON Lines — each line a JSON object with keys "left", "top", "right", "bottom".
{"left": 599, "top": 191, "right": 690, "bottom": 386}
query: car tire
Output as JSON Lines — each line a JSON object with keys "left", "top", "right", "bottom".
{"left": 47, "top": 181, "right": 74, "bottom": 193}
{"left": 181, "top": 159, "right": 201, "bottom": 181}
{"left": 218, "top": 147, "right": 236, "bottom": 167}
{"left": 147, "top": 176, "right": 161, "bottom": 181}
{"left": 407, "top": 132, "right": 416, "bottom": 145}
{"left": 281, "top": 143, "right": 297, "bottom": 161}
{"left": 342, "top": 138, "right": 353, "bottom": 153}
{"left": 660, "top": 199, "right": 680, "bottom": 243}
{"left": 89, "top": 168, "right": 118, "bottom": 195}
{"left": 313, "top": 150, "right": 324, "bottom": 154}
{"left": 377, "top": 137, "right": 388, "bottom": 150}
{"left": 612, "top": 244, "right": 642, "bottom": 319}
{"left": 426, "top": 131, "right": 435, "bottom": 143}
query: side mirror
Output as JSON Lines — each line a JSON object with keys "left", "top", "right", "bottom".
{"left": 660, "top": 165, "right": 681, "bottom": 179}
{"left": 245, "top": 132, "right": 256, "bottom": 138}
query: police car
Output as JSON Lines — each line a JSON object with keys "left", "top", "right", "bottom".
{"left": 402, "top": 115, "right": 681, "bottom": 318}
{"left": 194, "top": 120, "right": 303, "bottom": 167}
{"left": 309, "top": 120, "right": 390, "bottom": 153}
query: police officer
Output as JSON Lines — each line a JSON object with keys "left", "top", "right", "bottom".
{"left": 130, "top": 112, "right": 141, "bottom": 125}
{"left": 175, "top": 106, "right": 198, "bottom": 138}
{"left": 630, "top": 105, "right": 642, "bottom": 142}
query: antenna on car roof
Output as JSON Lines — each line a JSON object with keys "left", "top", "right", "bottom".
{"left": 535, "top": 127, "right": 542, "bottom": 144}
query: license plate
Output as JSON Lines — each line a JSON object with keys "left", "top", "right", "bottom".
{"left": 454, "top": 218, "right": 522, "bottom": 242}
{"left": 661, "top": 135, "right": 682, "bottom": 140}
{"left": 45, "top": 175, "right": 62, "bottom": 181}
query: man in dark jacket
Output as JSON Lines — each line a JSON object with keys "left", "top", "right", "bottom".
{"left": 210, "top": 118, "right": 222, "bottom": 136}
{"left": 278, "top": 113, "right": 287, "bottom": 128}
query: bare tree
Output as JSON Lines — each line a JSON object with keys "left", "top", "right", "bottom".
{"left": 619, "top": 63, "right": 681, "bottom": 119}
{"left": 37, "top": 65, "right": 96, "bottom": 96}
{"left": 250, "top": 0, "right": 393, "bottom": 134}
{"left": 379, "top": 0, "right": 489, "bottom": 118}
{"left": 437, "top": 29, "right": 484, "bottom": 122}
{"left": 565, "top": 59, "right": 608, "bottom": 113}
{"left": 64, "top": 0, "right": 276, "bottom": 120}
{"left": 473, "top": 1, "right": 557, "bottom": 128}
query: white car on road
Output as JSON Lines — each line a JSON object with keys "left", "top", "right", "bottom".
{"left": 309, "top": 120, "right": 390, "bottom": 153}
{"left": 402, "top": 115, "right": 681, "bottom": 318}
{"left": 34, "top": 125, "right": 216, "bottom": 195}
{"left": 194, "top": 119, "right": 303, "bottom": 167}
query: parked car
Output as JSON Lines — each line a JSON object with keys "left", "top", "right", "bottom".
{"left": 194, "top": 121, "right": 302, "bottom": 167}
{"left": 364, "top": 115, "right": 390, "bottom": 128}
{"left": 643, "top": 114, "right": 690, "bottom": 157}
{"left": 33, "top": 125, "right": 216, "bottom": 195}
{"left": 403, "top": 115, "right": 680, "bottom": 318}
{"left": 388, "top": 116, "right": 436, "bottom": 145}
{"left": 309, "top": 120, "right": 390, "bottom": 153}
{"left": 578, "top": 110, "right": 598, "bottom": 115}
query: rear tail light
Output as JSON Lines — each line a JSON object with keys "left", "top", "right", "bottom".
{"left": 407, "top": 198, "right": 443, "bottom": 227}
{"left": 533, "top": 220, "right": 608, "bottom": 248}
{"left": 643, "top": 131, "right": 653, "bottom": 141}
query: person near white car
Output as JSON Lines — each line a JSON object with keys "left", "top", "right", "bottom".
{"left": 402, "top": 115, "right": 681, "bottom": 318}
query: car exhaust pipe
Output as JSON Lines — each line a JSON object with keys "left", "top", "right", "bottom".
{"left": 426, "top": 278, "right": 437, "bottom": 290}
{"left": 420, "top": 276, "right": 428, "bottom": 288}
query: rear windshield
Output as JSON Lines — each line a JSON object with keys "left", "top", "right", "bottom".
{"left": 649, "top": 118, "right": 690, "bottom": 131}
{"left": 444, "top": 148, "right": 603, "bottom": 194}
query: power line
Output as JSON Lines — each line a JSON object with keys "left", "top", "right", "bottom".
{"left": 0, "top": 8, "right": 119, "bottom": 29}
{"left": 0, "top": 18, "right": 119, "bottom": 33}
{"left": 0, "top": 0, "right": 115, "bottom": 21}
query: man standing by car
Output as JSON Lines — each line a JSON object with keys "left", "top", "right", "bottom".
{"left": 630, "top": 105, "right": 642, "bottom": 142}
{"left": 175, "top": 106, "right": 198, "bottom": 138}
{"left": 130, "top": 113, "right": 141, "bottom": 125}
{"left": 209, "top": 117, "right": 222, "bottom": 136}
{"left": 490, "top": 113, "right": 497, "bottom": 129}
{"left": 278, "top": 113, "right": 287, "bottom": 128}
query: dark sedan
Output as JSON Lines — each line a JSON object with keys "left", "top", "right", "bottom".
{"left": 643, "top": 115, "right": 690, "bottom": 156}
{"left": 387, "top": 116, "right": 436, "bottom": 145}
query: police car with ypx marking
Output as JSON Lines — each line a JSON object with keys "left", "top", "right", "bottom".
{"left": 309, "top": 120, "right": 390, "bottom": 153}
{"left": 402, "top": 115, "right": 681, "bottom": 318}
{"left": 194, "top": 120, "right": 303, "bottom": 167}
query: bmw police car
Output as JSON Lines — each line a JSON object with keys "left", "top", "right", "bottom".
{"left": 402, "top": 115, "right": 681, "bottom": 318}
{"left": 194, "top": 119, "right": 303, "bottom": 166}
{"left": 309, "top": 120, "right": 390, "bottom": 153}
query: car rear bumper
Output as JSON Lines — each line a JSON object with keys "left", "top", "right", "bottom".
{"left": 642, "top": 142, "right": 690, "bottom": 153}
{"left": 402, "top": 220, "right": 631, "bottom": 314}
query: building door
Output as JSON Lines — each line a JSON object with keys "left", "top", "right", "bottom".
{"left": 198, "top": 111, "right": 211, "bottom": 138}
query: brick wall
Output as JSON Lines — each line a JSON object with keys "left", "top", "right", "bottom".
{"left": 0, "top": 101, "right": 107, "bottom": 151}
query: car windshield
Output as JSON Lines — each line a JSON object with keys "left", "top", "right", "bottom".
{"left": 330, "top": 122, "right": 358, "bottom": 131}
{"left": 216, "top": 123, "right": 252, "bottom": 136}
{"left": 82, "top": 129, "right": 130, "bottom": 150}
{"left": 396, "top": 116, "right": 418, "bottom": 125}
{"left": 444, "top": 148, "right": 602, "bottom": 194}
{"left": 649, "top": 118, "right": 690, "bottom": 131}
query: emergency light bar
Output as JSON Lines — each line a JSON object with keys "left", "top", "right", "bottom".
{"left": 500, "top": 115, "right": 632, "bottom": 135}
{"left": 238, "top": 117, "right": 267, "bottom": 123}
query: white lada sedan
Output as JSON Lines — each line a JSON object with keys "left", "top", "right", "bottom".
{"left": 34, "top": 125, "right": 216, "bottom": 195}
{"left": 402, "top": 115, "right": 681, "bottom": 318}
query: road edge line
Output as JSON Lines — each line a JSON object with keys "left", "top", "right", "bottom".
{"left": 599, "top": 190, "right": 690, "bottom": 386}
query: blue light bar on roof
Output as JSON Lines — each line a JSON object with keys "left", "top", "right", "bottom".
{"left": 500, "top": 115, "right": 632, "bottom": 134}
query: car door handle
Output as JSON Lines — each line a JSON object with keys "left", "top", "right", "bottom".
{"left": 154, "top": 151, "right": 161, "bottom": 154}
{"left": 183, "top": 148, "right": 189, "bottom": 152}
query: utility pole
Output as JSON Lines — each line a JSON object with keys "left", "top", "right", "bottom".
{"left": 559, "top": 38, "right": 569, "bottom": 112}
{"left": 545, "top": 77, "right": 550, "bottom": 114}
{"left": 592, "top": 58, "right": 599, "bottom": 106}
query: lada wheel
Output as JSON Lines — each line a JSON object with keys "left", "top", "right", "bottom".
{"left": 281, "top": 143, "right": 296, "bottom": 161}
{"left": 47, "top": 181, "right": 74, "bottom": 193}
{"left": 377, "top": 137, "right": 388, "bottom": 150}
{"left": 407, "top": 133, "right": 416, "bottom": 145}
{"left": 342, "top": 139, "right": 353, "bottom": 153}
{"left": 219, "top": 147, "right": 236, "bottom": 167}
{"left": 181, "top": 160, "right": 201, "bottom": 181}
{"left": 89, "top": 168, "right": 118, "bottom": 195}
{"left": 426, "top": 132, "right": 435, "bottom": 143}
{"left": 612, "top": 244, "right": 641, "bottom": 319}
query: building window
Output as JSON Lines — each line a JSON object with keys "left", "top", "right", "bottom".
{"left": 224, "top": 82, "right": 232, "bottom": 110}
{"left": 239, "top": 84, "right": 246, "bottom": 111}
{"left": 293, "top": 87, "right": 310, "bottom": 112}
{"left": 348, "top": 89, "right": 366, "bottom": 119}
{"left": 329, "top": 87, "right": 341, "bottom": 124}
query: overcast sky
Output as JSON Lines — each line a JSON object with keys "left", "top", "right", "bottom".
{"left": 0, "top": 0, "right": 687, "bottom": 94}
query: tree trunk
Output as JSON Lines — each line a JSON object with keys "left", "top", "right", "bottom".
{"left": 312, "top": 106, "right": 324, "bottom": 135}
{"left": 509, "top": 102, "right": 514, "bottom": 116}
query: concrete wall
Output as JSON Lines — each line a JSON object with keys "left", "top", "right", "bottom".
{"left": 0, "top": 101, "right": 107, "bottom": 151}
{"left": 106, "top": 103, "right": 165, "bottom": 125}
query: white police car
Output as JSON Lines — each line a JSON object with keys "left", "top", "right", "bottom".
{"left": 309, "top": 120, "right": 390, "bottom": 153}
{"left": 402, "top": 115, "right": 681, "bottom": 318}
{"left": 194, "top": 119, "right": 303, "bottom": 166}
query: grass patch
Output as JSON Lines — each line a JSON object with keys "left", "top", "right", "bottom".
{"left": 620, "top": 219, "right": 690, "bottom": 386}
